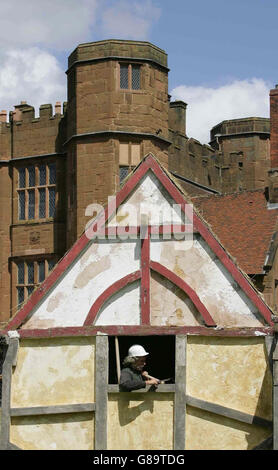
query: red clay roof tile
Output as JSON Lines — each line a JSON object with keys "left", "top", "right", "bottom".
{"left": 194, "top": 190, "right": 278, "bottom": 274}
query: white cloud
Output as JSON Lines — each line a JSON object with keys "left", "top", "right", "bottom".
{"left": 101, "top": 0, "right": 160, "bottom": 40}
{"left": 0, "top": 0, "right": 98, "bottom": 49}
{"left": 0, "top": 48, "right": 66, "bottom": 115}
{"left": 171, "top": 79, "right": 270, "bottom": 144}
{"left": 0, "top": 0, "right": 162, "bottom": 114}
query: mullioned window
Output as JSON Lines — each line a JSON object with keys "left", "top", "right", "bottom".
{"left": 17, "top": 163, "right": 56, "bottom": 221}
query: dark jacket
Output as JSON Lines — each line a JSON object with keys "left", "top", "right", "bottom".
{"left": 119, "top": 366, "right": 146, "bottom": 391}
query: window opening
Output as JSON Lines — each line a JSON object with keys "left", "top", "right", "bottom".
{"left": 119, "top": 166, "right": 130, "bottom": 184}
{"left": 39, "top": 164, "right": 46, "bottom": 186}
{"left": 17, "top": 162, "right": 57, "bottom": 220}
{"left": 18, "top": 191, "right": 25, "bottom": 220}
{"left": 120, "top": 63, "right": 141, "bottom": 90}
{"left": 28, "top": 189, "right": 35, "bottom": 219}
{"left": 120, "top": 64, "right": 129, "bottom": 89}
{"left": 49, "top": 187, "right": 56, "bottom": 217}
{"left": 27, "top": 262, "right": 34, "bottom": 284}
{"left": 119, "top": 142, "right": 141, "bottom": 184}
{"left": 15, "top": 258, "right": 57, "bottom": 307}
{"left": 48, "top": 259, "right": 56, "bottom": 272}
{"left": 49, "top": 163, "right": 56, "bottom": 184}
{"left": 132, "top": 65, "right": 141, "bottom": 90}
{"left": 38, "top": 260, "right": 45, "bottom": 283}
{"left": 39, "top": 188, "right": 46, "bottom": 218}
{"left": 108, "top": 336, "right": 175, "bottom": 385}
{"left": 19, "top": 167, "right": 26, "bottom": 188}
{"left": 28, "top": 166, "right": 35, "bottom": 187}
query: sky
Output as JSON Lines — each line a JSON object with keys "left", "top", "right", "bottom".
{"left": 0, "top": 0, "right": 277, "bottom": 143}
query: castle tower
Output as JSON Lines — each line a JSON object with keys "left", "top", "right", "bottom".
{"left": 210, "top": 117, "right": 270, "bottom": 192}
{"left": 65, "top": 39, "right": 170, "bottom": 245}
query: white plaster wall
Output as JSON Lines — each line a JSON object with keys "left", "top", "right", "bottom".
{"left": 23, "top": 240, "right": 140, "bottom": 328}
{"left": 150, "top": 272, "right": 202, "bottom": 326}
{"left": 150, "top": 236, "right": 263, "bottom": 327}
{"left": 95, "top": 280, "right": 141, "bottom": 325}
{"left": 109, "top": 171, "right": 188, "bottom": 226}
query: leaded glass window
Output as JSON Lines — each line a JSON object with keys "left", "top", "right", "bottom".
{"left": 120, "top": 64, "right": 129, "bottom": 89}
{"left": 132, "top": 65, "right": 140, "bottom": 90}
{"left": 18, "top": 191, "right": 25, "bottom": 220}
{"left": 119, "top": 166, "right": 130, "bottom": 184}
{"left": 19, "top": 167, "right": 26, "bottom": 188}
{"left": 17, "top": 162, "right": 57, "bottom": 220}
{"left": 28, "top": 166, "right": 35, "bottom": 187}
{"left": 15, "top": 259, "right": 56, "bottom": 307}
{"left": 28, "top": 189, "right": 35, "bottom": 219}
{"left": 39, "top": 188, "right": 46, "bottom": 218}
{"left": 39, "top": 164, "right": 46, "bottom": 186}
{"left": 49, "top": 188, "right": 56, "bottom": 217}
{"left": 120, "top": 63, "right": 141, "bottom": 90}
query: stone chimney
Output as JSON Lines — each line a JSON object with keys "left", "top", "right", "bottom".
{"left": 55, "top": 101, "right": 61, "bottom": 115}
{"left": 0, "top": 110, "right": 7, "bottom": 123}
{"left": 12, "top": 101, "right": 34, "bottom": 122}
{"left": 269, "top": 86, "right": 278, "bottom": 202}
{"left": 270, "top": 86, "right": 278, "bottom": 168}
{"left": 169, "top": 101, "right": 187, "bottom": 136}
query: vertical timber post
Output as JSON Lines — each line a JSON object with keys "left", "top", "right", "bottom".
{"left": 273, "top": 340, "right": 278, "bottom": 449}
{"left": 95, "top": 334, "right": 108, "bottom": 450}
{"left": 174, "top": 335, "right": 187, "bottom": 450}
{"left": 0, "top": 337, "right": 19, "bottom": 450}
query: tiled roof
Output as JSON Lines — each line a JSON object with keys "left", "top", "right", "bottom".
{"left": 194, "top": 190, "right": 278, "bottom": 274}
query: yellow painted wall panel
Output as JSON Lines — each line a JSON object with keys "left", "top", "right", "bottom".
{"left": 186, "top": 406, "right": 272, "bottom": 450}
{"left": 11, "top": 337, "right": 95, "bottom": 408}
{"left": 10, "top": 413, "right": 94, "bottom": 450}
{"left": 186, "top": 337, "right": 272, "bottom": 420}
{"left": 108, "top": 393, "right": 174, "bottom": 450}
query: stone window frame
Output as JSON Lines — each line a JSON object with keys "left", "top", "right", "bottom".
{"left": 118, "top": 140, "right": 142, "bottom": 184}
{"left": 13, "top": 257, "right": 57, "bottom": 309}
{"left": 118, "top": 62, "right": 143, "bottom": 92}
{"left": 17, "top": 162, "right": 57, "bottom": 221}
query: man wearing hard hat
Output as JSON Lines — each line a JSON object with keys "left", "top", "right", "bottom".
{"left": 119, "top": 344, "right": 160, "bottom": 391}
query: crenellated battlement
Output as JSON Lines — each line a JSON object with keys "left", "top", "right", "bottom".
{"left": 0, "top": 101, "right": 67, "bottom": 128}
{"left": 8, "top": 101, "right": 67, "bottom": 124}
{"left": 0, "top": 101, "right": 67, "bottom": 159}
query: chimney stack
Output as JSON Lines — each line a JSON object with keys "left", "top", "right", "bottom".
{"left": 169, "top": 101, "right": 187, "bottom": 136}
{"left": 0, "top": 110, "right": 7, "bottom": 123}
{"left": 268, "top": 86, "right": 278, "bottom": 202}
{"left": 270, "top": 86, "right": 278, "bottom": 168}
{"left": 55, "top": 101, "right": 61, "bottom": 115}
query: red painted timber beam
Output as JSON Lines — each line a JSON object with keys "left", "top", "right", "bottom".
{"left": 83, "top": 270, "right": 141, "bottom": 326}
{"left": 150, "top": 261, "right": 216, "bottom": 327}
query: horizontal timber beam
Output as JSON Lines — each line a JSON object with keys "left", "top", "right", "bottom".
{"left": 10, "top": 403, "right": 95, "bottom": 417}
{"left": 108, "top": 384, "right": 175, "bottom": 393}
{"left": 186, "top": 395, "right": 272, "bottom": 429}
{"left": 13, "top": 326, "right": 273, "bottom": 339}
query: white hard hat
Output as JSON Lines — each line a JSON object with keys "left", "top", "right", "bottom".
{"left": 128, "top": 344, "right": 149, "bottom": 357}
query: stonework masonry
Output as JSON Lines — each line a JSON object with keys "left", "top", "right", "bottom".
{"left": 0, "top": 39, "right": 276, "bottom": 325}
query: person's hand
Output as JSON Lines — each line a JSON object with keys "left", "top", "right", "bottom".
{"left": 141, "top": 370, "right": 149, "bottom": 378}
{"left": 145, "top": 378, "right": 160, "bottom": 386}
